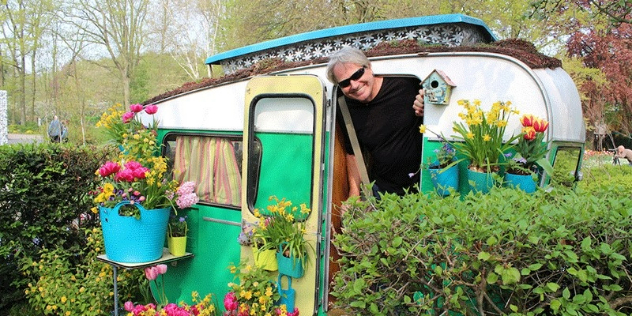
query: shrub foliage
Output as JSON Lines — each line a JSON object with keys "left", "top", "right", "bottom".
{"left": 0, "top": 143, "right": 143, "bottom": 314}
{"left": 331, "top": 185, "right": 632, "bottom": 315}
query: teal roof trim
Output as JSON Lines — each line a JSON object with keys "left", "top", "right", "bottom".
{"left": 205, "top": 14, "right": 495, "bottom": 65}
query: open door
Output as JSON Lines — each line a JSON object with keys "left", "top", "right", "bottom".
{"left": 241, "top": 75, "right": 326, "bottom": 315}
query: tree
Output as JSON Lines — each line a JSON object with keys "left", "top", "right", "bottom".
{"left": 64, "top": 0, "right": 150, "bottom": 106}
{"left": 1, "top": 0, "right": 54, "bottom": 125}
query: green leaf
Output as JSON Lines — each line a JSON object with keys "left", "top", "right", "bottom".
{"left": 550, "top": 299, "right": 561, "bottom": 311}
{"left": 486, "top": 272, "right": 499, "bottom": 284}
{"left": 352, "top": 279, "right": 365, "bottom": 293}
{"left": 392, "top": 236, "right": 403, "bottom": 247}
{"left": 486, "top": 236, "right": 498, "bottom": 246}
{"left": 546, "top": 282, "right": 560, "bottom": 292}
{"left": 477, "top": 251, "right": 491, "bottom": 261}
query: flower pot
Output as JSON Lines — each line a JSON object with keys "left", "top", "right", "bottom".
{"left": 467, "top": 169, "right": 496, "bottom": 194}
{"left": 428, "top": 164, "right": 459, "bottom": 196}
{"left": 167, "top": 236, "right": 187, "bottom": 256}
{"left": 504, "top": 173, "right": 536, "bottom": 193}
{"left": 99, "top": 202, "right": 170, "bottom": 263}
{"left": 277, "top": 251, "right": 305, "bottom": 278}
{"left": 253, "top": 246, "right": 278, "bottom": 271}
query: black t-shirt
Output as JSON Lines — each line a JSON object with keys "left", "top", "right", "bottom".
{"left": 339, "top": 77, "right": 423, "bottom": 195}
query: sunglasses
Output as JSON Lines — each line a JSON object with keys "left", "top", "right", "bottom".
{"left": 338, "top": 66, "right": 366, "bottom": 88}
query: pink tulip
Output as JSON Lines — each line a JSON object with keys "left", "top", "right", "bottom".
{"left": 144, "top": 266, "right": 158, "bottom": 280}
{"left": 145, "top": 104, "right": 158, "bottom": 114}
{"left": 122, "top": 111, "right": 135, "bottom": 123}
{"left": 224, "top": 292, "right": 238, "bottom": 311}
{"left": 124, "top": 301, "right": 135, "bottom": 311}
{"left": 124, "top": 161, "right": 143, "bottom": 170}
{"left": 155, "top": 264, "right": 168, "bottom": 275}
{"left": 115, "top": 169, "right": 135, "bottom": 182}
{"left": 98, "top": 161, "right": 120, "bottom": 177}
{"left": 131, "top": 167, "right": 148, "bottom": 180}
{"left": 130, "top": 103, "right": 144, "bottom": 113}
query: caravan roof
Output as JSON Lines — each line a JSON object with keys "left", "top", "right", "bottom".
{"left": 205, "top": 14, "right": 496, "bottom": 74}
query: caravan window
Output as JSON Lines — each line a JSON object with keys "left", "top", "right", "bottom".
{"left": 163, "top": 134, "right": 257, "bottom": 208}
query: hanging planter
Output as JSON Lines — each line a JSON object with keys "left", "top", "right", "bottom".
{"left": 504, "top": 173, "right": 536, "bottom": 193}
{"left": 428, "top": 164, "right": 459, "bottom": 196}
{"left": 277, "top": 243, "right": 305, "bottom": 278}
{"left": 253, "top": 242, "right": 278, "bottom": 271}
{"left": 467, "top": 169, "right": 496, "bottom": 194}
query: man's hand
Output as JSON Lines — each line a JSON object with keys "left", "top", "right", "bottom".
{"left": 413, "top": 89, "right": 425, "bottom": 116}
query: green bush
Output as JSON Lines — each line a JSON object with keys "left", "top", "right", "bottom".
{"left": 331, "top": 184, "right": 632, "bottom": 315}
{"left": 0, "top": 143, "right": 124, "bottom": 314}
{"left": 20, "top": 227, "right": 145, "bottom": 315}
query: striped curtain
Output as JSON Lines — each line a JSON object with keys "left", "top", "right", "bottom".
{"left": 173, "top": 136, "right": 242, "bottom": 207}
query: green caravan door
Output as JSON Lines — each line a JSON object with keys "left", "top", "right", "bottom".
{"left": 242, "top": 75, "right": 326, "bottom": 315}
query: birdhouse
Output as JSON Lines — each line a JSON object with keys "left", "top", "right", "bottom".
{"left": 422, "top": 70, "right": 456, "bottom": 105}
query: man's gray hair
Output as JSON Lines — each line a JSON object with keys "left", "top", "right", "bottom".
{"left": 326, "top": 46, "right": 370, "bottom": 84}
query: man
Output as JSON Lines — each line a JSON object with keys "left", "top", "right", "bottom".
{"left": 326, "top": 46, "right": 425, "bottom": 196}
{"left": 48, "top": 115, "right": 62, "bottom": 143}
{"left": 615, "top": 145, "right": 632, "bottom": 165}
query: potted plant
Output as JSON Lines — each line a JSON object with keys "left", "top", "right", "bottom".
{"left": 419, "top": 125, "right": 458, "bottom": 196}
{"left": 505, "top": 114, "right": 553, "bottom": 193}
{"left": 91, "top": 103, "right": 196, "bottom": 263}
{"left": 252, "top": 196, "right": 314, "bottom": 277}
{"left": 166, "top": 181, "right": 199, "bottom": 256}
{"left": 450, "top": 99, "right": 521, "bottom": 193}
{"left": 224, "top": 263, "right": 299, "bottom": 316}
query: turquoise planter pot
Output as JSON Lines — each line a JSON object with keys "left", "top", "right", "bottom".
{"left": 504, "top": 173, "right": 536, "bottom": 193}
{"left": 467, "top": 170, "right": 496, "bottom": 194}
{"left": 277, "top": 252, "right": 305, "bottom": 278}
{"left": 100, "top": 202, "right": 170, "bottom": 263}
{"left": 428, "top": 165, "right": 459, "bottom": 196}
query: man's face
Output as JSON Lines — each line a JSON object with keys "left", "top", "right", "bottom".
{"left": 333, "top": 63, "right": 377, "bottom": 103}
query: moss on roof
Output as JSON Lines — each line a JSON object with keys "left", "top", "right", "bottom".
{"left": 143, "top": 38, "right": 560, "bottom": 105}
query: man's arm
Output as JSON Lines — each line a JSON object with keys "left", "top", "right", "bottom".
{"left": 346, "top": 154, "right": 361, "bottom": 197}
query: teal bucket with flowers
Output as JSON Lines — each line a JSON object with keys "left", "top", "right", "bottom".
{"left": 100, "top": 201, "right": 170, "bottom": 263}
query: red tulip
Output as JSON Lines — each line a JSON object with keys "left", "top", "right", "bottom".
{"left": 522, "top": 126, "right": 536, "bottom": 141}
{"left": 533, "top": 118, "right": 549, "bottom": 133}
{"left": 520, "top": 114, "right": 535, "bottom": 127}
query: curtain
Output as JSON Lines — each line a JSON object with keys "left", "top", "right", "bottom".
{"left": 173, "top": 136, "right": 242, "bottom": 207}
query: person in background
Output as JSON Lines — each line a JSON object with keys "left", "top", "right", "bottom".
{"left": 614, "top": 145, "right": 632, "bottom": 165}
{"left": 48, "top": 115, "right": 62, "bottom": 143}
{"left": 326, "top": 46, "right": 425, "bottom": 197}
{"left": 61, "top": 120, "right": 69, "bottom": 142}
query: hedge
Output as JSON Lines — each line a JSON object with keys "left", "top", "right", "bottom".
{"left": 331, "top": 183, "right": 632, "bottom": 315}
